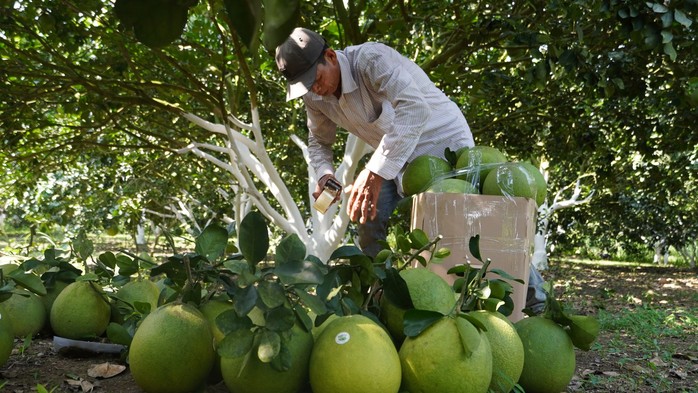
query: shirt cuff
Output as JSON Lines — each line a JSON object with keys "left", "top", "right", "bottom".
{"left": 365, "top": 151, "right": 403, "bottom": 180}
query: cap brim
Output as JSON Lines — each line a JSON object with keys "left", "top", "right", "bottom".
{"left": 286, "top": 62, "right": 319, "bottom": 101}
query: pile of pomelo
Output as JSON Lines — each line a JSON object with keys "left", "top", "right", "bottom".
{"left": 1, "top": 261, "right": 597, "bottom": 393}
{"left": 402, "top": 145, "right": 548, "bottom": 206}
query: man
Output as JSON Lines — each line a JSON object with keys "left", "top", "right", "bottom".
{"left": 275, "top": 27, "right": 474, "bottom": 256}
{"left": 275, "top": 27, "right": 546, "bottom": 311}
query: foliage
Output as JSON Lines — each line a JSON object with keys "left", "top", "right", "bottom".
{"left": 0, "top": 1, "right": 696, "bottom": 261}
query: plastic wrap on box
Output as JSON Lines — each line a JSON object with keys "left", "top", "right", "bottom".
{"left": 410, "top": 193, "right": 537, "bottom": 322}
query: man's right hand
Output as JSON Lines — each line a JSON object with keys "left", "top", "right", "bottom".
{"left": 313, "top": 174, "right": 342, "bottom": 202}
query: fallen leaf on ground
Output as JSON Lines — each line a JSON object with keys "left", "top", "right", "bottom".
{"left": 87, "top": 362, "right": 126, "bottom": 379}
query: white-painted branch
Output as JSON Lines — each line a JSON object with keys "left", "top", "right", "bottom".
{"left": 532, "top": 173, "right": 595, "bottom": 270}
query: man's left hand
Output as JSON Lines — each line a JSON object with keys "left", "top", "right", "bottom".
{"left": 347, "top": 169, "right": 383, "bottom": 224}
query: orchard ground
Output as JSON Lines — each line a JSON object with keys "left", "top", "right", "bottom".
{"left": 1, "top": 259, "right": 696, "bottom": 392}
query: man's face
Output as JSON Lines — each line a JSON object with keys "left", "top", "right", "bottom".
{"left": 310, "top": 50, "right": 340, "bottom": 97}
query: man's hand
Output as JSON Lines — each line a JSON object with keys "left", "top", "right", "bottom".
{"left": 347, "top": 169, "right": 383, "bottom": 224}
{"left": 313, "top": 174, "right": 342, "bottom": 203}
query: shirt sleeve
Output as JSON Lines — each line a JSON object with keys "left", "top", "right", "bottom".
{"left": 305, "top": 101, "right": 337, "bottom": 180}
{"left": 360, "top": 45, "right": 431, "bottom": 180}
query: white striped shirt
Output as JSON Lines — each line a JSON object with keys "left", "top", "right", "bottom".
{"left": 303, "top": 42, "right": 474, "bottom": 183}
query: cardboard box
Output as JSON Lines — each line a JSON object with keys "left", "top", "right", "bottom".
{"left": 410, "top": 193, "right": 537, "bottom": 322}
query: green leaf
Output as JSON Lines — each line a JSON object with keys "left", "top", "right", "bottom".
{"left": 218, "top": 328, "right": 255, "bottom": 358}
{"left": 264, "top": 306, "right": 295, "bottom": 332}
{"left": 674, "top": 9, "right": 692, "bottom": 27}
{"left": 216, "top": 309, "right": 255, "bottom": 335}
{"left": 72, "top": 230, "right": 94, "bottom": 261}
{"left": 408, "top": 229, "right": 429, "bottom": 249}
{"left": 257, "top": 280, "right": 286, "bottom": 309}
{"left": 455, "top": 315, "right": 481, "bottom": 356}
{"left": 106, "top": 322, "right": 132, "bottom": 346}
{"left": 224, "top": 0, "right": 262, "bottom": 49}
{"left": 8, "top": 271, "right": 46, "bottom": 296}
{"left": 275, "top": 233, "right": 306, "bottom": 266}
{"left": 98, "top": 252, "right": 117, "bottom": 269}
{"left": 293, "top": 288, "right": 327, "bottom": 315}
{"left": 195, "top": 224, "right": 229, "bottom": 262}
{"left": 257, "top": 329, "right": 281, "bottom": 363}
{"left": 233, "top": 285, "right": 259, "bottom": 317}
{"left": 663, "top": 42, "right": 677, "bottom": 61}
{"left": 468, "top": 235, "right": 482, "bottom": 262}
{"left": 239, "top": 211, "right": 269, "bottom": 265}
{"left": 329, "top": 245, "right": 365, "bottom": 260}
{"left": 114, "top": 0, "right": 195, "bottom": 49}
{"left": 488, "top": 268, "right": 525, "bottom": 284}
{"left": 261, "top": 0, "right": 300, "bottom": 51}
{"left": 381, "top": 267, "right": 413, "bottom": 309}
{"left": 275, "top": 259, "right": 324, "bottom": 285}
{"left": 115, "top": 254, "right": 139, "bottom": 277}
{"left": 403, "top": 309, "right": 443, "bottom": 337}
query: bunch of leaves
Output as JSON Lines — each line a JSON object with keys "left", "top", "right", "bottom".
{"left": 152, "top": 211, "right": 329, "bottom": 372}
{"left": 0, "top": 247, "right": 84, "bottom": 303}
{"left": 312, "top": 226, "right": 450, "bottom": 330}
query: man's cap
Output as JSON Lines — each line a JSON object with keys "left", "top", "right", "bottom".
{"left": 275, "top": 28, "right": 327, "bottom": 101}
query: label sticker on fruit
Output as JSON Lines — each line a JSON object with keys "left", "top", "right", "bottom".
{"left": 335, "top": 332, "right": 350, "bottom": 345}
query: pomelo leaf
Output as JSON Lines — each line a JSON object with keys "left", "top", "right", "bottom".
{"left": 293, "top": 288, "right": 327, "bottom": 316}
{"left": 233, "top": 285, "right": 258, "bottom": 317}
{"left": 224, "top": 0, "right": 262, "bottom": 49}
{"left": 275, "top": 259, "right": 324, "bottom": 285}
{"left": 455, "top": 315, "right": 481, "bottom": 356}
{"left": 8, "top": 271, "right": 46, "bottom": 296}
{"left": 265, "top": 306, "right": 295, "bottom": 332}
{"left": 261, "top": 0, "right": 300, "bottom": 51}
{"left": 257, "top": 330, "right": 281, "bottom": 363}
{"left": 257, "top": 280, "right": 286, "bottom": 308}
{"left": 216, "top": 309, "right": 254, "bottom": 335}
{"left": 223, "top": 260, "right": 258, "bottom": 287}
{"left": 403, "top": 309, "right": 443, "bottom": 337}
{"left": 468, "top": 234, "right": 482, "bottom": 261}
{"left": 218, "top": 328, "right": 255, "bottom": 358}
{"left": 382, "top": 267, "right": 414, "bottom": 309}
{"left": 329, "top": 245, "right": 364, "bottom": 260}
{"left": 115, "top": 254, "right": 138, "bottom": 277}
{"left": 239, "top": 211, "right": 269, "bottom": 265}
{"left": 275, "top": 233, "right": 306, "bottom": 266}
{"left": 408, "top": 229, "right": 429, "bottom": 249}
{"left": 106, "top": 322, "right": 132, "bottom": 346}
{"left": 98, "top": 252, "right": 117, "bottom": 269}
{"left": 488, "top": 268, "right": 525, "bottom": 284}
{"left": 195, "top": 224, "right": 229, "bottom": 262}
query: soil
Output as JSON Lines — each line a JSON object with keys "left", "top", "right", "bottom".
{"left": 1, "top": 260, "right": 696, "bottom": 393}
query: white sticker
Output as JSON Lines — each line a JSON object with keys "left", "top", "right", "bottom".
{"left": 335, "top": 331, "right": 350, "bottom": 345}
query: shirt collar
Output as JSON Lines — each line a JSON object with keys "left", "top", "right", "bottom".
{"left": 306, "top": 49, "right": 357, "bottom": 102}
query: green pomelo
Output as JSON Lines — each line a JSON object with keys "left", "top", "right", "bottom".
{"left": 482, "top": 162, "right": 538, "bottom": 200}
{"left": 40, "top": 279, "right": 71, "bottom": 316}
{"left": 220, "top": 324, "right": 314, "bottom": 393}
{"left": 115, "top": 279, "right": 160, "bottom": 313}
{"left": 402, "top": 155, "right": 452, "bottom": 196}
{"left": 468, "top": 310, "right": 524, "bottom": 392}
{"left": 1, "top": 289, "right": 47, "bottom": 337}
{"left": 310, "top": 314, "right": 401, "bottom": 393}
{"left": 49, "top": 281, "right": 111, "bottom": 340}
{"left": 199, "top": 299, "right": 235, "bottom": 344}
{"left": 0, "top": 310, "right": 13, "bottom": 367}
{"left": 399, "top": 316, "right": 492, "bottom": 393}
{"left": 426, "top": 178, "right": 479, "bottom": 194}
{"left": 312, "top": 313, "right": 339, "bottom": 340}
{"left": 380, "top": 268, "right": 456, "bottom": 343}
{"left": 129, "top": 302, "right": 215, "bottom": 393}
{"left": 520, "top": 161, "right": 547, "bottom": 206}
{"left": 515, "top": 316, "right": 576, "bottom": 393}
{"left": 455, "top": 146, "right": 507, "bottom": 188}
